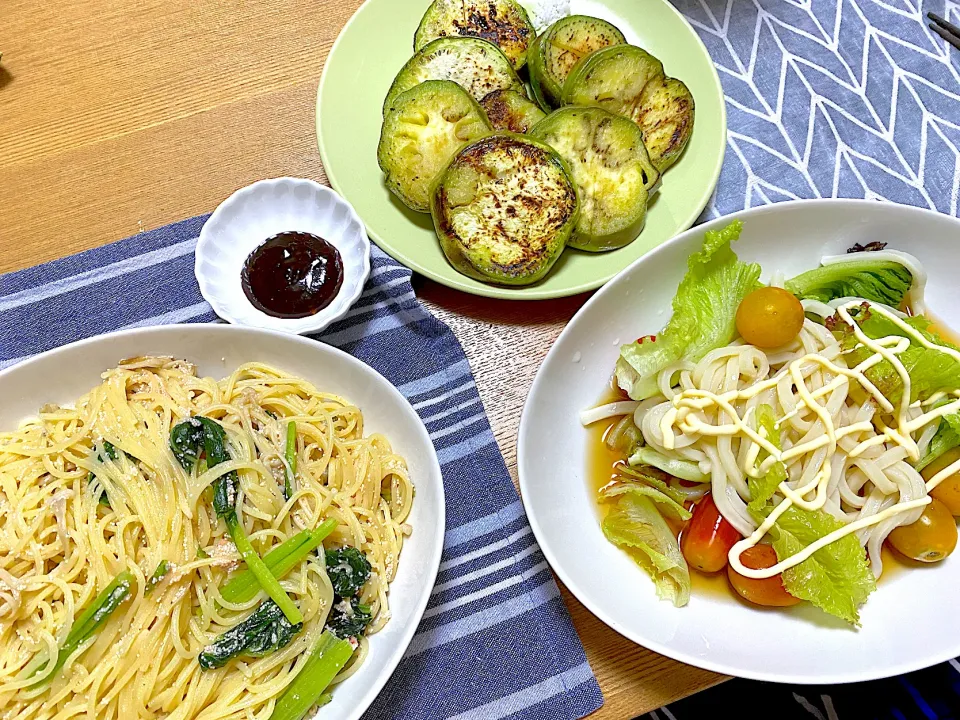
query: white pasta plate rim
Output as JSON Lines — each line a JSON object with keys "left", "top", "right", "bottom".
{"left": 0, "top": 324, "right": 445, "bottom": 720}
{"left": 518, "top": 199, "right": 960, "bottom": 684}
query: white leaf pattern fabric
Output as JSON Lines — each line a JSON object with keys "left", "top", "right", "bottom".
{"left": 675, "top": 0, "right": 960, "bottom": 219}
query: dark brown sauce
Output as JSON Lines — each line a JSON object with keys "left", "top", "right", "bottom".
{"left": 585, "top": 385, "right": 912, "bottom": 600}
{"left": 241, "top": 232, "right": 344, "bottom": 319}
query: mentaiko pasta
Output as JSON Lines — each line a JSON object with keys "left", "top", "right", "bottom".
{"left": 0, "top": 358, "right": 413, "bottom": 719}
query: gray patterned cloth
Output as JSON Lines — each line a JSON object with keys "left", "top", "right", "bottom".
{"left": 676, "top": 0, "right": 960, "bottom": 220}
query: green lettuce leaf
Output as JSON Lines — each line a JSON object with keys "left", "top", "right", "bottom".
{"left": 602, "top": 493, "right": 691, "bottom": 607}
{"left": 616, "top": 465, "right": 688, "bottom": 505}
{"left": 746, "top": 404, "right": 787, "bottom": 512}
{"left": 766, "top": 506, "right": 876, "bottom": 625}
{"left": 916, "top": 412, "right": 960, "bottom": 472}
{"left": 839, "top": 308, "right": 960, "bottom": 404}
{"left": 785, "top": 259, "right": 912, "bottom": 307}
{"left": 745, "top": 401, "right": 875, "bottom": 624}
{"left": 616, "top": 221, "right": 761, "bottom": 399}
{"left": 628, "top": 447, "right": 709, "bottom": 483}
{"left": 600, "top": 483, "right": 692, "bottom": 521}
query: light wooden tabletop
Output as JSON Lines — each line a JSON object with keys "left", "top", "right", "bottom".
{"left": 0, "top": 0, "right": 725, "bottom": 715}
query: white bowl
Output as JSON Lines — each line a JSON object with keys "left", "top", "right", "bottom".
{"left": 0, "top": 324, "right": 444, "bottom": 719}
{"left": 195, "top": 178, "right": 370, "bottom": 335}
{"left": 518, "top": 199, "right": 960, "bottom": 684}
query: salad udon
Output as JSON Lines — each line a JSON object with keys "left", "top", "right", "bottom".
{"left": 582, "top": 222, "right": 960, "bottom": 624}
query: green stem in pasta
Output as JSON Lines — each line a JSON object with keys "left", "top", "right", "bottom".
{"left": 220, "top": 519, "right": 337, "bottom": 604}
{"left": 145, "top": 560, "right": 170, "bottom": 594}
{"left": 170, "top": 417, "right": 303, "bottom": 625}
{"left": 226, "top": 517, "right": 303, "bottom": 625}
{"left": 284, "top": 421, "right": 297, "bottom": 500}
{"left": 34, "top": 570, "right": 134, "bottom": 683}
{"left": 268, "top": 631, "right": 354, "bottom": 720}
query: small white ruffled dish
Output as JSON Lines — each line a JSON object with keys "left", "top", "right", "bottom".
{"left": 195, "top": 178, "right": 370, "bottom": 335}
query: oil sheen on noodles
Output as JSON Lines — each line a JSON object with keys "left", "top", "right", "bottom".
{"left": 0, "top": 358, "right": 414, "bottom": 719}
{"left": 638, "top": 302, "right": 960, "bottom": 580}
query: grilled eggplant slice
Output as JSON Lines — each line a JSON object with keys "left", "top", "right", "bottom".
{"left": 378, "top": 81, "right": 492, "bottom": 212}
{"left": 431, "top": 133, "right": 579, "bottom": 285}
{"left": 562, "top": 44, "right": 665, "bottom": 120}
{"left": 529, "top": 15, "right": 626, "bottom": 109}
{"left": 414, "top": 0, "right": 536, "bottom": 70}
{"left": 480, "top": 88, "right": 546, "bottom": 133}
{"left": 384, "top": 37, "right": 523, "bottom": 115}
{"left": 531, "top": 107, "right": 651, "bottom": 251}
{"left": 636, "top": 76, "right": 695, "bottom": 171}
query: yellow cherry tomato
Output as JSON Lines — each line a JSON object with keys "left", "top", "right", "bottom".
{"left": 735, "top": 287, "right": 805, "bottom": 349}
{"left": 887, "top": 499, "right": 958, "bottom": 562}
{"left": 726, "top": 544, "right": 801, "bottom": 607}
{"left": 921, "top": 448, "right": 960, "bottom": 516}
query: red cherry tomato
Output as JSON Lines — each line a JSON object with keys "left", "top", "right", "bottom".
{"left": 680, "top": 493, "right": 741, "bottom": 573}
{"left": 727, "top": 544, "right": 800, "bottom": 607}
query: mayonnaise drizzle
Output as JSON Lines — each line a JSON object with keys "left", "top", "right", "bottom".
{"left": 659, "top": 300, "right": 959, "bottom": 580}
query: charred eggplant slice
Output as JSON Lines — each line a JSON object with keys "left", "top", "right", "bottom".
{"left": 529, "top": 15, "right": 626, "bottom": 109}
{"left": 562, "top": 44, "right": 664, "bottom": 121}
{"left": 531, "top": 107, "right": 650, "bottom": 251}
{"left": 384, "top": 37, "right": 523, "bottom": 115}
{"left": 431, "top": 133, "right": 580, "bottom": 285}
{"left": 378, "top": 81, "right": 492, "bottom": 212}
{"left": 480, "top": 89, "right": 546, "bottom": 133}
{"left": 414, "top": 0, "right": 536, "bottom": 70}
{"left": 636, "top": 76, "right": 695, "bottom": 171}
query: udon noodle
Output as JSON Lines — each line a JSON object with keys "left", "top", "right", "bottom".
{"left": 0, "top": 358, "right": 413, "bottom": 719}
{"left": 636, "top": 303, "right": 960, "bottom": 580}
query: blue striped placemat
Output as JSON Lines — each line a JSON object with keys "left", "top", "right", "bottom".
{"left": 0, "top": 215, "right": 603, "bottom": 720}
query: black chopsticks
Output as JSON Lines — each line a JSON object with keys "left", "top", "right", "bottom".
{"left": 929, "top": 12, "right": 960, "bottom": 52}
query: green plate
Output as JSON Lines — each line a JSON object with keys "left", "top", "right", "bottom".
{"left": 317, "top": 0, "right": 726, "bottom": 300}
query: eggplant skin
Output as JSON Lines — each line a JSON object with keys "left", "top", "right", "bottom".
{"left": 637, "top": 77, "right": 695, "bottom": 172}
{"left": 480, "top": 89, "right": 546, "bottom": 133}
{"left": 527, "top": 34, "right": 554, "bottom": 112}
{"left": 430, "top": 133, "right": 580, "bottom": 285}
{"left": 378, "top": 81, "right": 492, "bottom": 213}
{"left": 383, "top": 36, "right": 523, "bottom": 116}
{"left": 414, "top": 0, "right": 536, "bottom": 70}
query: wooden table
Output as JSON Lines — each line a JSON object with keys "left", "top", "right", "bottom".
{"left": 0, "top": 1, "right": 725, "bottom": 715}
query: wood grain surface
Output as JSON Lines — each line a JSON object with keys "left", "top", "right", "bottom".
{"left": 0, "top": 0, "right": 725, "bottom": 715}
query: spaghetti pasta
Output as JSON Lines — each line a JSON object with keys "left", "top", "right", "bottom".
{"left": 0, "top": 357, "right": 413, "bottom": 719}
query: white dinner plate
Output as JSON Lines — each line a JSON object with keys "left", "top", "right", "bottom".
{"left": 518, "top": 199, "right": 960, "bottom": 683}
{"left": 0, "top": 324, "right": 445, "bottom": 720}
